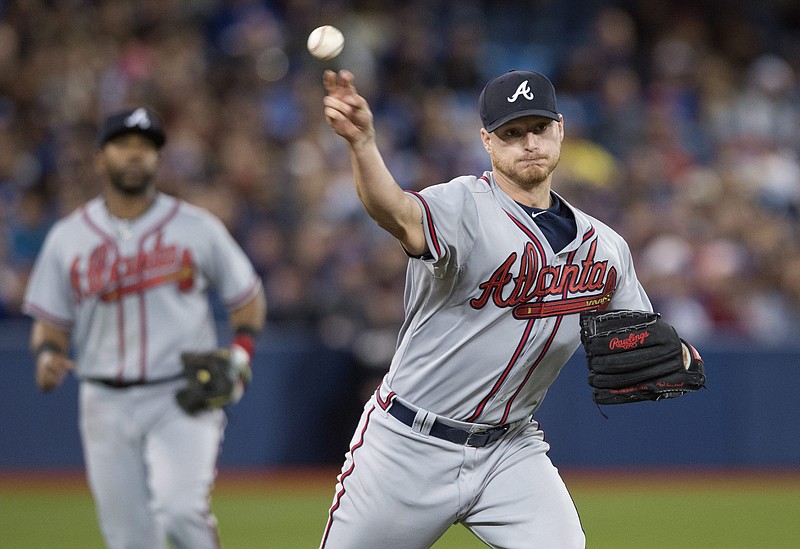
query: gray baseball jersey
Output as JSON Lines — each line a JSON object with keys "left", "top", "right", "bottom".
{"left": 385, "top": 171, "right": 651, "bottom": 424}
{"left": 321, "top": 171, "right": 652, "bottom": 548}
{"left": 23, "top": 193, "right": 261, "bottom": 382}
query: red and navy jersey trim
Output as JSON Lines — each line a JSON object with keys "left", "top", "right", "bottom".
{"left": 405, "top": 190, "right": 441, "bottom": 258}
{"left": 320, "top": 405, "right": 377, "bottom": 547}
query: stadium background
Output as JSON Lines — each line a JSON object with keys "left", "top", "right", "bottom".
{"left": 0, "top": 0, "right": 799, "bottom": 471}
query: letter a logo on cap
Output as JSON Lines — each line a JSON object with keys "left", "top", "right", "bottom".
{"left": 507, "top": 80, "right": 534, "bottom": 103}
{"left": 125, "top": 108, "right": 152, "bottom": 130}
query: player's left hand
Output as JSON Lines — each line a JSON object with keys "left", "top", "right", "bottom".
{"left": 579, "top": 310, "right": 706, "bottom": 405}
{"left": 175, "top": 348, "right": 251, "bottom": 414}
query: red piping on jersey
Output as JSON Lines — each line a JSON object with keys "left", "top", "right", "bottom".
{"left": 22, "top": 302, "right": 73, "bottom": 329}
{"left": 497, "top": 228, "right": 598, "bottom": 423}
{"left": 82, "top": 208, "right": 126, "bottom": 381}
{"left": 405, "top": 190, "right": 441, "bottom": 258}
{"left": 376, "top": 390, "right": 396, "bottom": 411}
{"left": 135, "top": 199, "right": 181, "bottom": 380}
{"left": 499, "top": 316, "right": 563, "bottom": 423}
{"left": 320, "top": 405, "right": 376, "bottom": 548}
{"left": 204, "top": 413, "right": 226, "bottom": 549}
{"left": 505, "top": 210, "right": 544, "bottom": 242}
{"left": 467, "top": 211, "right": 548, "bottom": 423}
{"left": 469, "top": 215, "right": 601, "bottom": 423}
{"left": 467, "top": 317, "right": 537, "bottom": 423}
{"left": 226, "top": 276, "right": 263, "bottom": 310}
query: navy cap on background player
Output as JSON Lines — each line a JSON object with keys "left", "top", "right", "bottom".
{"left": 97, "top": 107, "right": 166, "bottom": 149}
{"left": 479, "top": 70, "right": 560, "bottom": 132}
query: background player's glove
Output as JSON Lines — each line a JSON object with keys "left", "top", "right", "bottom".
{"left": 579, "top": 310, "right": 705, "bottom": 405}
{"left": 175, "top": 346, "right": 252, "bottom": 414}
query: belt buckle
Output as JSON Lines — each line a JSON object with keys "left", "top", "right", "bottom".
{"left": 465, "top": 425, "right": 509, "bottom": 448}
{"left": 464, "top": 429, "right": 491, "bottom": 447}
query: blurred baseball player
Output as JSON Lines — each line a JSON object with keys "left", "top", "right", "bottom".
{"left": 23, "top": 107, "right": 265, "bottom": 549}
{"left": 319, "top": 69, "right": 703, "bottom": 548}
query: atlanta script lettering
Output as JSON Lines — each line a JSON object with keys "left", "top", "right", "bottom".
{"left": 470, "top": 239, "right": 614, "bottom": 314}
{"left": 70, "top": 235, "right": 195, "bottom": 302}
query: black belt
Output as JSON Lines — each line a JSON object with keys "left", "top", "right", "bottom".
{"left": 87, "top": 373, "right": 183, "bottom": 389}
{"left": 388, "top": 400, "right": 511, "bottom": 448}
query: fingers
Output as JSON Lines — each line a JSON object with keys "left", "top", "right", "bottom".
{"left": 323, "top": 103, "right": 347, "bottom": 125}
{"left": 323, "top": 70, "right": 352, "bottom": 122}
{"left": 322, "top": 69, "right": 337, "bottom": 92}
{"left": 323, "top": 69, "right": 355, "bottom": 95}
{"left": 322, "top": 71, "right": 366, "bottom": 118}
{"left": 321, "top": 69, "right": 375, "bottom": 145}
{"left": 36, "top": 354, "right": 75, "bottom": 392}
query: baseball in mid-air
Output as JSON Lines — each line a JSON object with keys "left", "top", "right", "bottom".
{"left": 307, "top": 25, "right": 345, "bottom": 60}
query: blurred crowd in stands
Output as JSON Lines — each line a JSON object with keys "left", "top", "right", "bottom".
{"left": 1, "top": 0, "right": 800, "bottom": 393}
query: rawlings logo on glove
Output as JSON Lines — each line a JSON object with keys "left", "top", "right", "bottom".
{"left": 609, "top": 331, "right": 649, "bottom": 350}
{"left": 579, "top": 310, "right": 706, "bottom": 405}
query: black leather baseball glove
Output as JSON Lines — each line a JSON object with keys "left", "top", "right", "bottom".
{"left": 579, "top": 310, "right": 705, "bottom": 405}
{"left": 175, "top": 348, "right": 251, "bottom": 414}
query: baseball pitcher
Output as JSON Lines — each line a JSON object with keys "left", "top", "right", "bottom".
{"left": 318, "top": 69, "right": 704, "bottom": 548}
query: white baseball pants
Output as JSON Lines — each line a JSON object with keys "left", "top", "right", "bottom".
{"left": 79, "top": 379, "right": 225, "bottom": 549}
{"left": 320, "top": 395, "right": 585, "bottom": 548}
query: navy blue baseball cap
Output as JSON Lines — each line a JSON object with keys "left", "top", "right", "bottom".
{"left": 479, "top": 70, "right": 560, "bottom": 132}
{"left": 97, "top": 107, "right": 166, "bottom": 149}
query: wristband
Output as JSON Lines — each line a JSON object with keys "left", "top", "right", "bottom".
{"left": 232, "top": 332, "right": 256, "bottom": 361}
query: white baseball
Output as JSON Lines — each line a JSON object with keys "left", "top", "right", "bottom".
{"left": 307, "top": 25, "right": 345, "bottom": 60}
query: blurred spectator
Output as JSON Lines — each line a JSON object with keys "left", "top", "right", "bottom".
{"left": 2, "top": 0, "right": 800, "bottom": 358}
